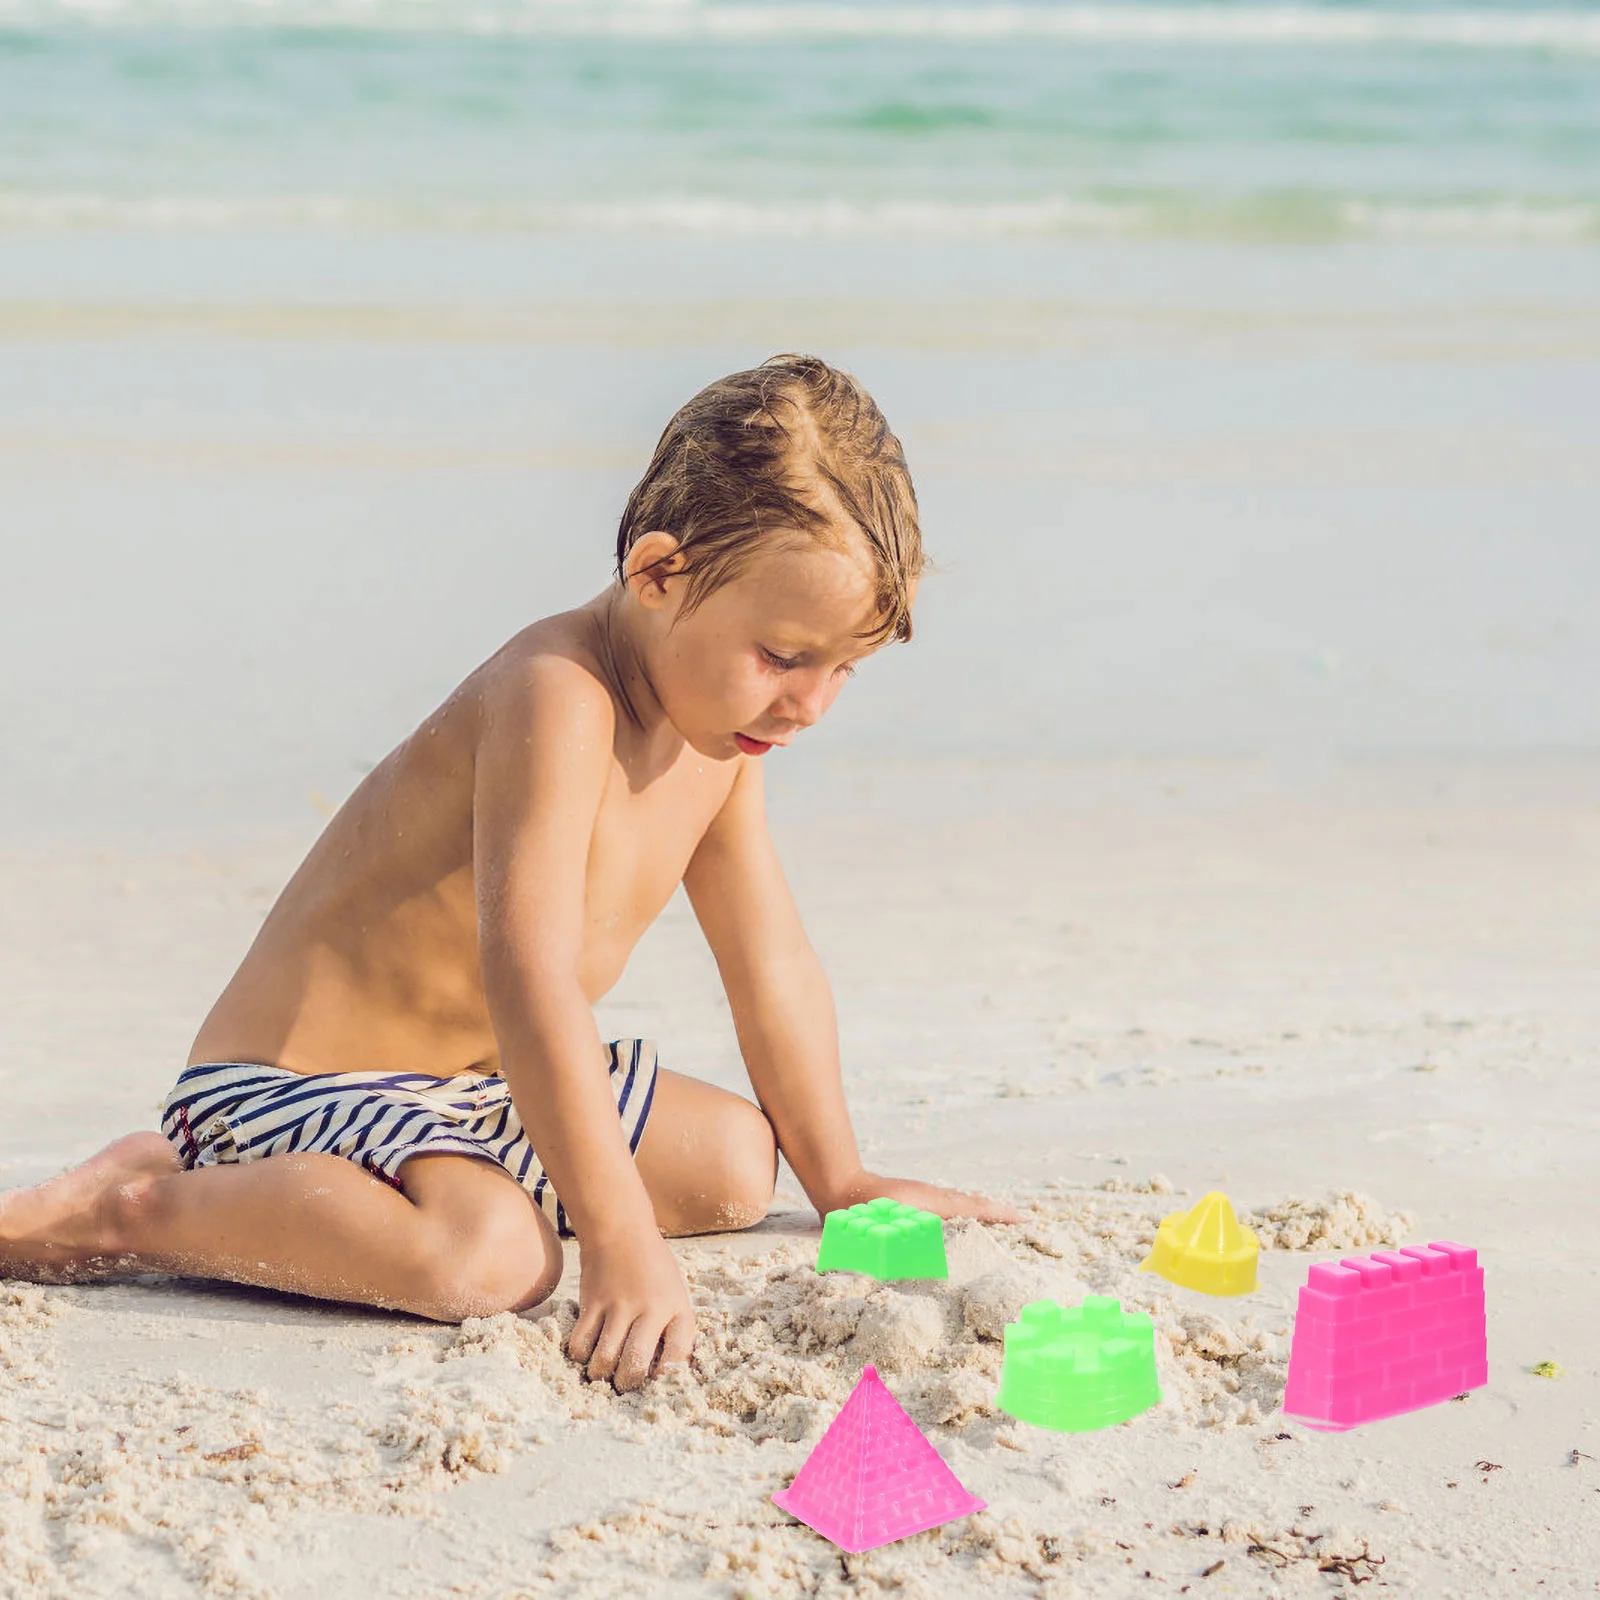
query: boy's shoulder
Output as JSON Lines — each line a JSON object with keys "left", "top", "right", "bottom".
{"left": 471, "top": 609, "right": 620, "bottom": 740}
{"left": 460, "top": 605, "right": 751, "bottom": 833}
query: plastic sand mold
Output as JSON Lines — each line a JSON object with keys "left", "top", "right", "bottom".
{"left": 1139, "top": 1190, "right": 1260, "bottom": 1297}
{"left": 996, "top": 1296, "right": 1161, "bottom": 1433}
{"left": 772, "top": 1364, "right": 985, "bottom": 1552}
{"left": 816, "top": 1198, "right": 948, "bottom": 1281}
{"left": 1282, "top": 1242, "right": 1486, "bottom": 1431}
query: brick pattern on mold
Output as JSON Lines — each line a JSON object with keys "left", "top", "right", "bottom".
{"left": 1282, "top": 1240, "right": 1486, "bottom": 1431}
{"left": 772, "top": 1365, "right": 985, "bottom": 1552}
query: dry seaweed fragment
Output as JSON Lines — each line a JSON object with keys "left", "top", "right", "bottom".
{"left": 1247, "top": 1533, "right": 1385, "bottom": 1584}
{"left": 202, "top": 1439, "right": 261, "bottom": 1463}
{"left": 1319, "top": 1545, "right": 1385, "bottom": 1584}
{"left": 1247, "top": 1540, "right": 1296, "bottom": 1570}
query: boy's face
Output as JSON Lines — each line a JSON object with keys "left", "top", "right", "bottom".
{"left": 644, "top": 534, "right": 896, "bottom": 761}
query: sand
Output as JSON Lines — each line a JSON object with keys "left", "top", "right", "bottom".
{"left": 3, "top": 759, "right": 1598, "bottom": 1597}
{"left": 0, "top": 1191, "right": 1415, "bottom": 1598}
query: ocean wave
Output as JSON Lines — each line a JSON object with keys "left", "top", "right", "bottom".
{"left": 3, "top": 1, "right": 1600, "bottom": 53}
{"left": 1339, "top": 198, "right": 1600, "bottom": 241}
{"left": 0, "top": 191, "right": 1147, "bottom": 235}
{"left": 3, "top": 190, "right": 1597, "bottom": 242}
{"left": 0, "top": 193, "right": 360, "bottom": 227}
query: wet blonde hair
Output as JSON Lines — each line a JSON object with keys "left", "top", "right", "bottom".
{"left": 616, "top": 353, "right": 922, "bottom": 645}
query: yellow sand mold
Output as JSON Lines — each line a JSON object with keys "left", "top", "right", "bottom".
{"left": 1139, "top": 1190, "right": 1259, "bottom": 1297}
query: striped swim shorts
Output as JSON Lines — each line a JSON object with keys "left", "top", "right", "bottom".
{"left": 158, "top": 1039, "right": 659, "bottom": 1240}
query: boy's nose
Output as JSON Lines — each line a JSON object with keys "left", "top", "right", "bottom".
{"left": 778, "top": 675, "right": 829, "bottom": 729}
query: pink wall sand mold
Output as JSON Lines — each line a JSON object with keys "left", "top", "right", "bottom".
{"left": 1282, "top": 1240, "right": 1487, "bottom": 1432}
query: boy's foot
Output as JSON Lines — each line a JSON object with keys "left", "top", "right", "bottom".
{"left": 0, "top": 1132, "right": 180, "bottom": 1282}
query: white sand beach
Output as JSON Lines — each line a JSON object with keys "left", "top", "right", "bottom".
{"left": 3, "top": 755, "right": 1598, "bottom": 1596}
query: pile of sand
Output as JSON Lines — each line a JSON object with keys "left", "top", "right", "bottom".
{"left": 1242, "top": 1190, "right": 1416, "bottom": 1253}
{"left": 424, "top": 1186, "right": 1297, "bottom": 1446}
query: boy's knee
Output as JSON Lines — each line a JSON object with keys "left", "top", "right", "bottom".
{"left": 415, "top": 1196, "right": 562, "bottom": 1321}
{"left": 712, "top": 1098, "right": 778, "bottom": 1231}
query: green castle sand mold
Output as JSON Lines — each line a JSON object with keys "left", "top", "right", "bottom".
{"left": 996, "top": 1296, "right": 1162, "bottom": 1432}
{"left": 815, "top": 1198, "right": 949, "bottom": 1281}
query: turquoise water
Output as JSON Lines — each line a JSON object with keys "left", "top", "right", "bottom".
{"left": 4, "top": 4, "right": 1599, "bottom": 823}
{"left": 2, "top": 0, "right": 1598, "bottom": 241}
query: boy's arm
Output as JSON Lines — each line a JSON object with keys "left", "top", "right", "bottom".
{"left": 683, "top": 759, "right": 1019, "bottom": 1224}
{"left": 473, "top": 657, "right": 693, "bottom": 1390}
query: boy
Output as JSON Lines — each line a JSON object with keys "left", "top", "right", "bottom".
{"left": 0, "top": 354, "right": 1019, "bottom": 1392}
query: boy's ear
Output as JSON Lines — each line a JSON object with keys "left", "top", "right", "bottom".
{"left": 627, "top": 531, "right": 686, "bottom": 607}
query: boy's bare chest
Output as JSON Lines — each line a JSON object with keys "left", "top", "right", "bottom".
{"left": 580, "top": 757, "right": 733, "bottom": 963}
{"left": 198, "top": 744, "right": 738, "bottom": 1072}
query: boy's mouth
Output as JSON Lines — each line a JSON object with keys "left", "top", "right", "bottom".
{"left": 734, "top": 733, "right": 774, "bottom": 756}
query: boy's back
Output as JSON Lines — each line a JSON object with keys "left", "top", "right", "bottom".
{"left": 191, "top": 608, "right": 739, "bottom": 1082}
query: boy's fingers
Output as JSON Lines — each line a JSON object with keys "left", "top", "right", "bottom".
{"left": 566, "top": 1304, "right": 602, "bottom": 1365}
{"left": 948, "top": 1188, "right": 1023, "bottom": 1224}
{"left": 613, "top": 1317, "right": 666, "bottom": 1393}
{"left": 583, "top": 1308, "right": 632, "bottom": 1383}
{"left": 657, "top": 1310, "right": 696, "bottom": 1373}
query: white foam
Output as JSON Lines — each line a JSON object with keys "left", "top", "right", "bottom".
{"left": 3, "top": 190, "right": 1597, "bottom": 243}
{"left": 559, "top": 194, "right": 1149, "bottom": 237}
{"left": 0, "top": 190, "right": 1151, "bottom": 236}
{"left": 4, "top": 1, "right": 1600, "bottom": 53}
{"left": 1340, "top": 197, "right": 1600, "bottom": 241}
{"left": 0, "top": 191, "right": 360, "bottom": 227}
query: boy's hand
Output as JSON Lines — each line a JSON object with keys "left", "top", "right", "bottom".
{"left": 825, "top": 1170, "right": 1024, "bottom": 1225}
{"left": 568, "top": 1226, "right": 695, "bottom": 1392}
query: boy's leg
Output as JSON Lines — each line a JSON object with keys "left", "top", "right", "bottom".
{"left": 3, "top": 1064, "right": 777, "bottom": 1301}
{"left": 634, "top": 1068, "right": 779, "bottom": 1236}
{"left": 0, "top": 1135, "right": 562, "bottom": 1321}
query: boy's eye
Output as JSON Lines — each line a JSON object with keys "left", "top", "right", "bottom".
{"left": 759, "top": 647, "right": 857, "bottom": 678}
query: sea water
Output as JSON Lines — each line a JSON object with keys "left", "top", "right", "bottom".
{"left": 2, "top": 1, "right": 1598, "bottom": 836}
{"left": 1, "top": 0, "right": 1598, "bottom": 243}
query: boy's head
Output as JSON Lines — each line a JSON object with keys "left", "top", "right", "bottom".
{"left": 615, "top": 355, "right": 922, "bottom": 759}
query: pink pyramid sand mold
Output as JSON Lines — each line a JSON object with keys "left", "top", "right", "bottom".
{"left": 772, "top": 1364, "right": 986, "bottom": 1552}
{"left": 1282, "top": 1240, "right": 1487, "bottom": 1432}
